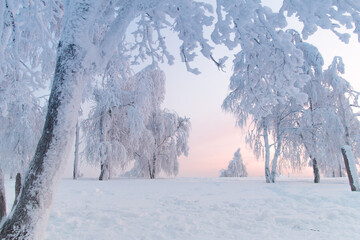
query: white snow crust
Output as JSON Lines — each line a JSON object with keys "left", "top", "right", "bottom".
{"left": 5, "top": 177, "right": 360, "bottom": 240}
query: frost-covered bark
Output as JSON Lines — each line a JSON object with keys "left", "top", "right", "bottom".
{"left": 98, "top": 111, "right": 110, "bottom": 181}
{"left": 0, "top": 43, "right": 86, "bottom": 239}
{"left": 341, "top": 146, "right": 360, "bottom": 191}
{"left": 263, "top": 126, "right": 271, "bottom": 183}
{"left": 270, "top": 138, "right": 282, "bottom": 183}
{"left": 0, "top": 1, "right": 97, "bottom": 238}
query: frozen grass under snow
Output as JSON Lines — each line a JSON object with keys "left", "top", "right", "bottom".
{"left": 4, "top": 177, "right": 360, "bottom": 240}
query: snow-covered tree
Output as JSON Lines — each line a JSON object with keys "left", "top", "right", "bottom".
{"left": 324, "top": 57, "right": 360, "bottom": 190}
{"left": 0, "top": 0, "right": 59, "bottom": 225}
{"left": 1, "top": 0, "right": 360, "bottom": 238}
{"left": 220, "top": 4, "right": 308, "bottom": 183}
{"left": 0, "top": 91, "right": 44, "bottom": 179}
{"left": 282, "top": 31, "right": 331, "bottom": 183}
{"left": 82, "top": 61, "right": 166, "bottom": 180}
{"left": 280, "top": 0, "right": 360, "bottom": 43}
{"left": 130, "top": 110, "right": 190, "bottom": 179}
{"left": 83, "top": 59, "right": 133, "bottom": 180}
{"left": 220, "top": 148, "right": 247, "bottom": 177}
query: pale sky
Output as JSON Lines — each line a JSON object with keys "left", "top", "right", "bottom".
{"left": 160, "top": 1, "right": 360, "bottom": 178}
{"left": 62, "top": 1, "right": 360, "bottom": 179}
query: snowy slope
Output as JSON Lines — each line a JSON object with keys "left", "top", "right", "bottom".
{"left": 5, "top": 177, "right": 360, "bottom": 240}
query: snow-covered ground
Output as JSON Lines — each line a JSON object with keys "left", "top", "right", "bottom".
{"left": 5, "top": 177, "right": 360, "bottom": 240}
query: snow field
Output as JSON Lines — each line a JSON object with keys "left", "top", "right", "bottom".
{"left": 6, "top": 177, "right": 360, "bottom": 240}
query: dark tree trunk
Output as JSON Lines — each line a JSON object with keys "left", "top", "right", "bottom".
{"left": 73, "top": 121, "right": 80, "bottom": 180}
{"left": 0, "top": 1, "right": 146, "bottom": 238}
{"left": 98, "top": 108, "right": 111, "bottom": 181}
{"left": 0, "top": 40, "right": 86, "bottom": 238}
{"left": 0, "top": 0, "right": 97, "bottom": 228}
{"left": 151, "top": 154, "right": 156, "bottom": 179}
{"left": 312, "top": 158, "right": 320, "bottom": 183}
{"left": 99, "top": 162, "right": 110, "bottom": 181}
{"left": 15, "top": 173, "right": 21, "bottom": 199}
{"left": 341, "top": 146, "right": 360, "bottom": 191}
{"left": 12, "top": 173, "right": 21, "bottom": 208}
{"left": 148, "top": 160, "right": 153, "bottom": 179}
{"left": 0, "top": 167, "right": 6, "bottom": 222}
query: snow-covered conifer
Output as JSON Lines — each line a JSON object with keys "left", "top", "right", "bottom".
{"left": 220, "top": 148, "right": 247, "bottom": 177}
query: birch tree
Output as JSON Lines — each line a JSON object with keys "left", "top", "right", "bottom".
{"left": 324, "top": 57, "right": 360, "bottom": 190}
{"left": 130, "top": 110, "right": 190, "bottom": 179}
{"left": 220, "top": 3, "right": 308, "bottom": 183}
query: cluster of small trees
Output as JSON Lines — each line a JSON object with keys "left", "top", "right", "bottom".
{"left": 81, "top": 61, "right": 190, "bottom": 180}
{"left": 0, "top": 0, "right": 359, "bottom": 238}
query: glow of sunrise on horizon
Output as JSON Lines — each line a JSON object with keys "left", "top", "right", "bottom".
{"left": 61, "top": 0, "right": 360, "bottom": 179}
{"left": 160, "top": 1, "right": 360, "bottom": 178}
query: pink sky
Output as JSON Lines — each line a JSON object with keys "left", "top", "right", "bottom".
{"left": 61, "top": 1, "right": 360, "bottom": 179}
{"left": 160, "top": 11, "right": 360, "bottom": 178}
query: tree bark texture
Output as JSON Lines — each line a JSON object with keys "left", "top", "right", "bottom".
{"left": 98, "top": 112, "right": 110, "bottom": 181}
{"left": 150, "top": 154, "right": 156, "bottom": 179}
{"left": 270, "top": 139, "right": 282, "bottom": 183}
{"left": 15, "top": 173, "right": 21, "bottom": 199}
{"left": 0, "top": 0, "right": 95, "bottom": 232}
{"left": 312, "top": 158, "right": 320, "bottom": 183}
{"left": 0, "top": 40, "right": 86, "bottom": 239}
{"left": 12, "top": 173, "right": 22, "bottom": 209}
{"left": 99, "top": 163, "right": 110, "bottom": 181}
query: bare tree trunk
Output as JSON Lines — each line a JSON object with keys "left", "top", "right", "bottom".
{"left": 312, "top": 158, "right": 320, "bottom": 183}
{"left": 98, "top": 108, "right": 111, "bottom": 181}
{"left": 270, "top": 140, "right": 282, "bottom": 183}
{"left": 151, "top": 154, "right": 156, "bottom": 179}
{"left": 15, "top": 173, "right": 21, "bottom": 199}
{"left": 73, "top": 121, "right": 80, "bottom": 180}
{"left": 148, "top": 160, "right": 153, "bottom": 179}
{"left": 263, "top": 126, "right": 271, "bottom": 183}
{"left": 0, "top": 167, "right": 6, "bottom": 222}
{"left": 99, "top": 162, "right": 110, "bottom": 181}
{"left": 341, "top": 146, "right": 360, "bottom": 191}
{"left": 12, "top": 173, "right": 21, "bottom": 208}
